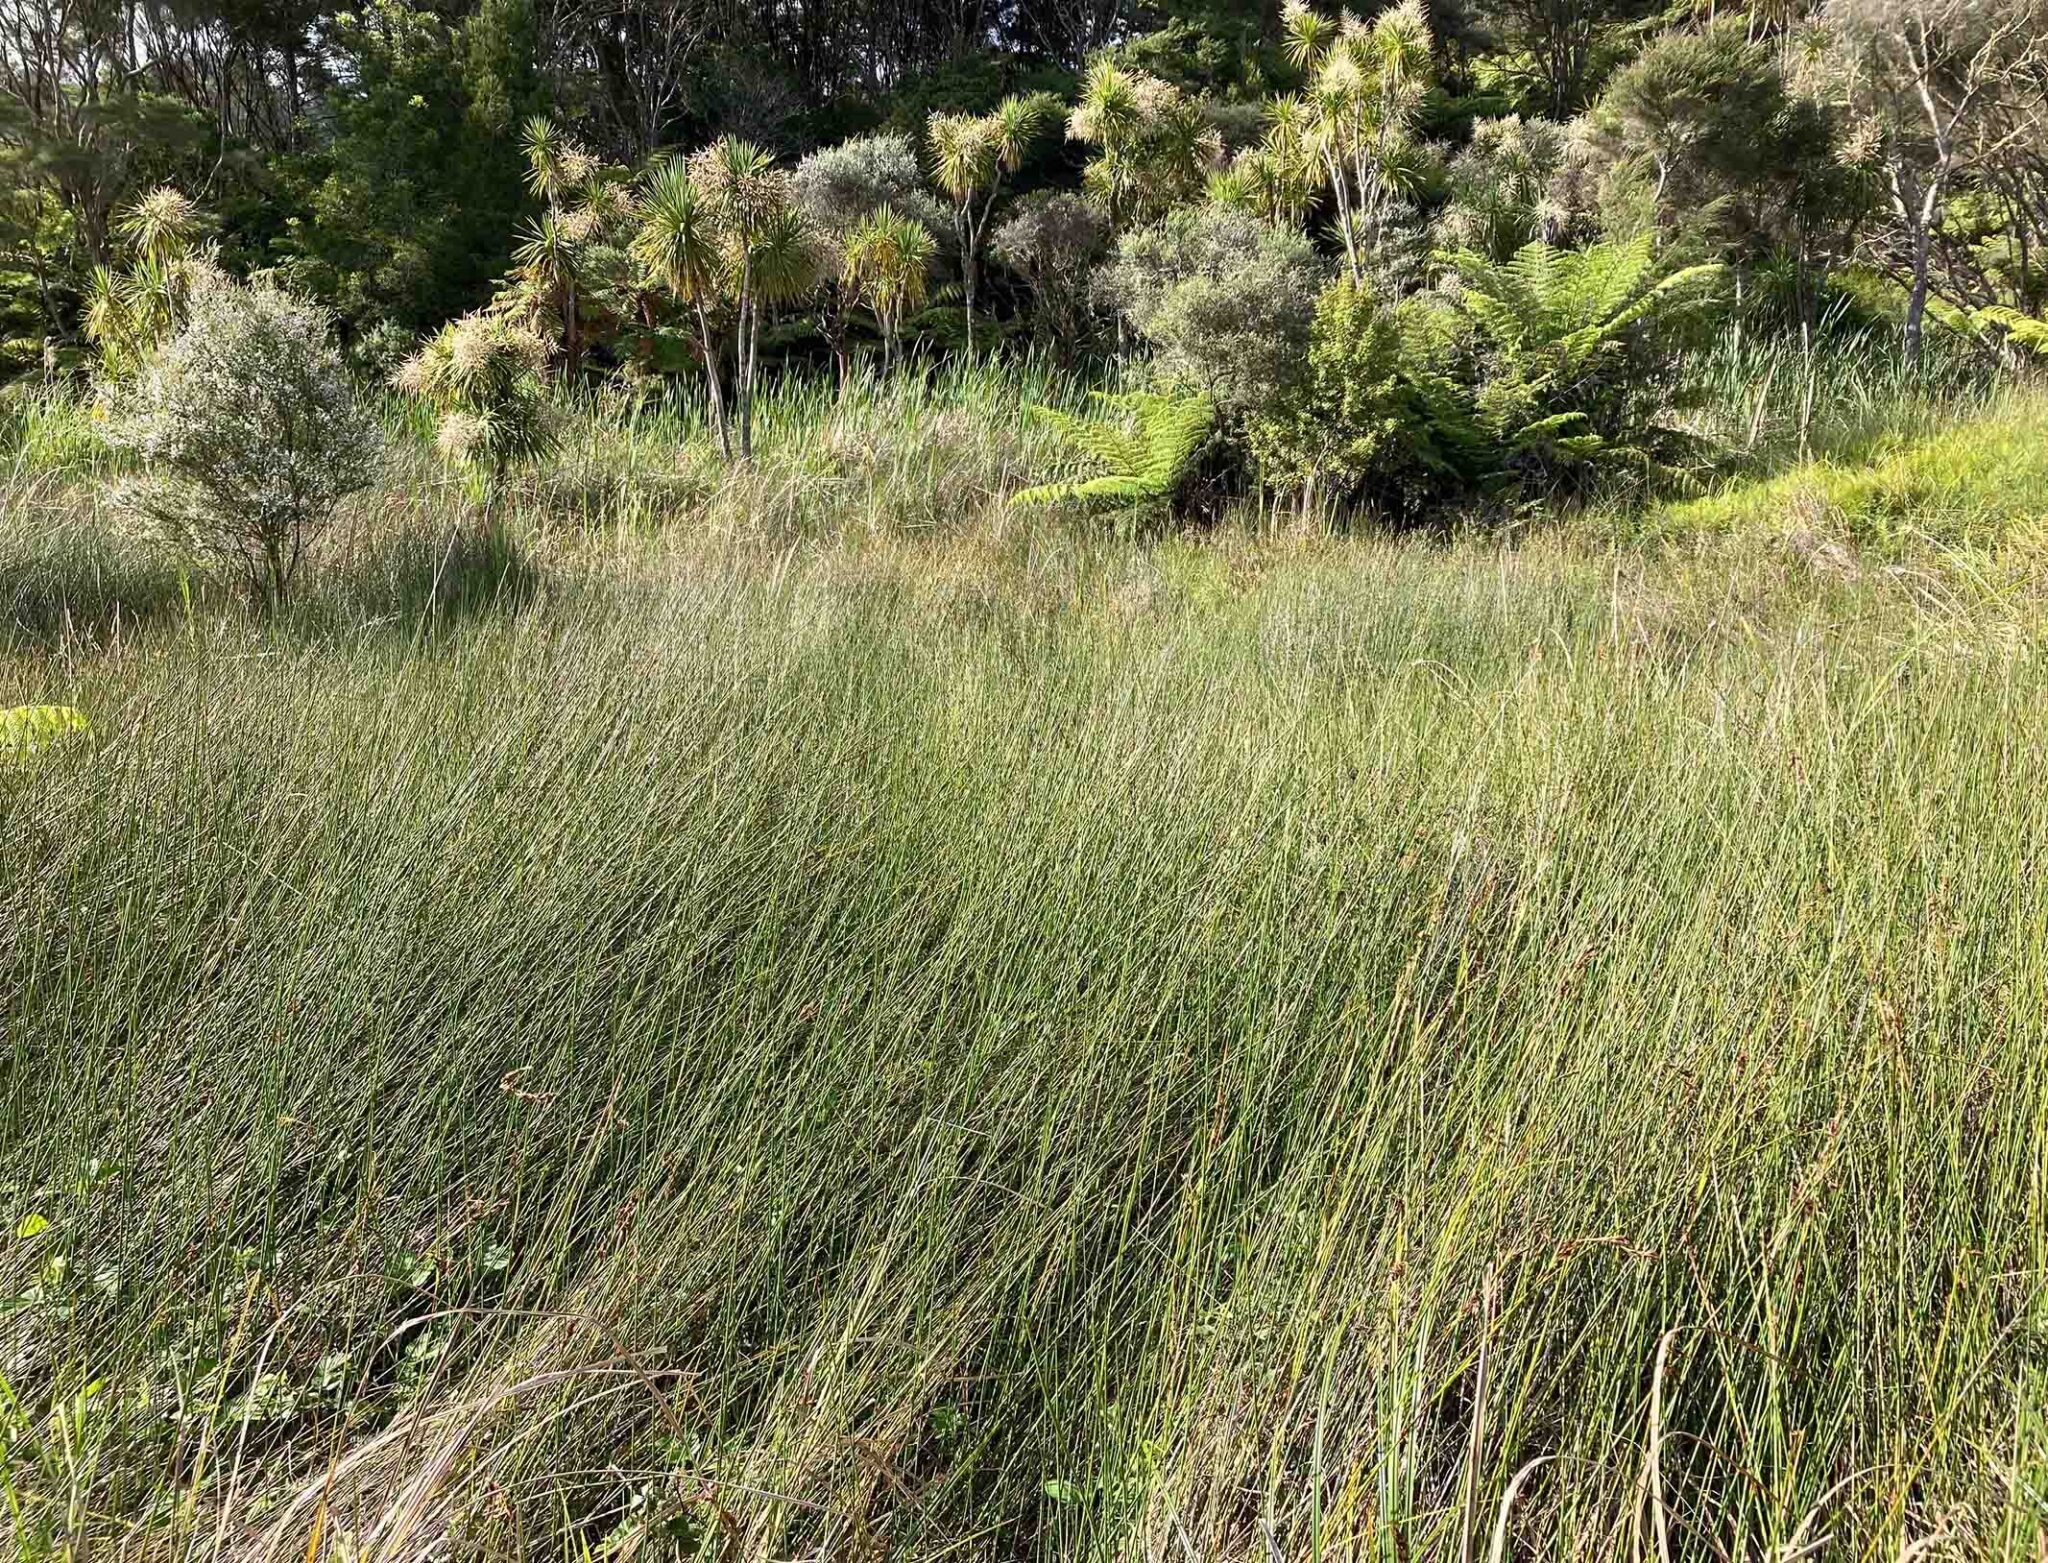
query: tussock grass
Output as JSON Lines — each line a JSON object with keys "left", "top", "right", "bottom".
{"left": 513, "top": 356, "right": 1093, "bottom": 543}
{"left": 2, "top": 506, "right": 2046, "bottom": 1558}
{"left": 3, "top": 351, "right": 2047, "bottom": 1558}
{"left": 1673, "top": 325, "right": 2004, "bottom": 472}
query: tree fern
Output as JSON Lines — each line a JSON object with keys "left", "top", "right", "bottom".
{"left": 1931, "top": 299, "right": 2048, "bottom": 356}
{"left": 1450, "top": 235, "right": 1723, "bottom": 374}
{"left": 1011, "top": 391, "right": 1216, "bottom": 510}
{"left": 1447, "top": 235, "right": 1723, "bottom": 486}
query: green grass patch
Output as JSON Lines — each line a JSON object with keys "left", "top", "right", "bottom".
{"left": 2, "top": 509, "right": 2047, "bottom": 1557}
{"left": 1649, "top": 389, "right": 2048, "bottom": 554}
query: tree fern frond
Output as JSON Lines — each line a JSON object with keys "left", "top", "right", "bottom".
{"left": 1553, "top": 261, "right": 1723, "bottom": 361}
{"left": 1012, "top": 390, "right": 1216, "bottom": 511}
{"left": 1031, "top": 403, "right": 1147, "bottom": 475}
{"left": 1572, "top": 230, "right": 1657, "bottom": 335}
{"left": 1971, "top": 305, "right": 2048, "bottom": 353}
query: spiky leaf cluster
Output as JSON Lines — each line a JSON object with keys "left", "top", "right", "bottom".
{"left": 929, "top": 96, "right": 1059, "bottom": 205}
{"left": 85, "top": 186, "right": 216, "bottom": 376}
{"left": 1438, "top": 116, "right": 1571, "bottom": 260}
{"left": 841, "top": 205, "right": 934, "bottom": 354}
{"left": 1069, "top": 62, "right": 1225, "bottom": 228}
{"left": 1272, "top": 0, "right": 1436, "bottom": 282}
{"left": 394, "top": 309, "right": 553, "bottom": 490}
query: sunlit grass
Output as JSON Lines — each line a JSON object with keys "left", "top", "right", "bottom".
{"left": 3, "top": 506, "right": 2046, "bottom": 1558}
{"left": 1649, "top": 386, "right": 2048, "bottom": 558}
{"left": 1, "top": 347, "right": 2046, "bottom": 1559}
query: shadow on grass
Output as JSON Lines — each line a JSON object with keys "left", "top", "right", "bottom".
{"left": 1, "top": 533, "right": 190, "bottom": 651}
{"left": 4, "top": 515, "right": 545, "bottom": 652}
{"left": 306, "top": 518, "right": 544, "bottom": 637}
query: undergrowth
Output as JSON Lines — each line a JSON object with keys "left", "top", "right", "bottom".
{"left": 1, "top": 349, "right": 2046, "bottom": 1560}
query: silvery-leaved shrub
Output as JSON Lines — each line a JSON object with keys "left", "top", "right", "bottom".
{"left": 1095, "top": 203, "right": 1324, "bottom": 420}
{"left": 992, "top": 192, "right": 1110, "bottom": 352}
{"left": 102, "top": 273, "right": 381, "bottom": 606}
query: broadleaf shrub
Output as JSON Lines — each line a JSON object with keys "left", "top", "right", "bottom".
{"left": 792, "top": 133, "right": 947, "bottom": 237}
{"left": 102, "top": 274, "right": 381, "bottom": 605}
{"left": 1096, "top": 203, "right": 1323, "bottom": 418}
{"left": 1248, "top": 281, "right": 1492, "bottom": 520}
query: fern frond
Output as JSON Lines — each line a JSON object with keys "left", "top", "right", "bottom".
{"left": 2, "top": 705, "right": 89, "bottom": 758}
{"left": 1554, "top": 261, "right": 1723, "bottom": 361}
{"left": 1573, "top": 231, "right": 1657, "bottom": 336}
{"left": 1972, "top": 305, "right": 2048, "bottom": 353}
{"left": 1011, "top": 390, "right": 1216, "bottom": 511}
{"left": 1031, "top": 403, "right": 1147, "bottom": 476}
{"left": 1511, "top": 411, "right": 1592, "bottom": 442}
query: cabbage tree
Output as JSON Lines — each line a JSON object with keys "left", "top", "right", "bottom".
{"left": 1279, "top": 0, "right": 1436, "bottom": 284}
{"left": 842, "top": 205, "right": 934, "bottom": 365}
{"left": 634, "top": 139, "right": 821, "bottom": 461}
{"left": 927, "top": 95, "right": 1058, "bottom": 353}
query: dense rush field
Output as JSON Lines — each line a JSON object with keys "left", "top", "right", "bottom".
{"left": 4, "top": 376, "right": 2048, "bottom": 1559}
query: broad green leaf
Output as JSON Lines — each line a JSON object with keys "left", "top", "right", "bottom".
{"left": 2, "top": 705, "right": 89, "bottom": 756}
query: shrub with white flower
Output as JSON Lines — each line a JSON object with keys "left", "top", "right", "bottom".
{"left": 102, "top": 273, "right": 381, "bottom": 606}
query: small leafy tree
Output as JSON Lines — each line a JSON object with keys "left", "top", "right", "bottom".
{"left": 841, "top": 206, "right": 934, "bottom": 365}
{"left": 1010, "top": 389, "right": 1217, "bottom": 515}
{"left": 1817, "top": 0, "right": 2048, "bottom": 365}
{"left": 1246, "top": 279, "right": 1488, "bottom": 519}
{"left": 1097, "top": 202, "right": 1324, "bottom": 418}
{"left": 928, "top": 95, "right": 1059, "bottom": 353}
{"left": 1277, "top": 0, "right": 1436, "bottom": 284}
{"left": 991, "top": 191, "right": 1112, "bottom": 352}
{"left": 1248, "top": 278, "right": 1406, "bottom": 514}
{"left": 105, "top": 275, "right": 381, "bottom": 605}
{"left": 792, "top": 133, "right": 945, "bottom": 234}
{"left": 1574, "top": 18, "right": 1858, "bottom": 318}
{"left": 394, "top": 309, "right": 554, "bottom": 502}
{"left": 1068, "top": 61, "right": 1225, "bottom": 231}
{"left": 84, "top": 187, "right": 213, "bottom": 376}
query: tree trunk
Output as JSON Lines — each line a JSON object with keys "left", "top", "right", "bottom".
{"left": 957, "top": 201, "right": 989, "bottom": 358}
{"left": 737, "top": 298, "right": 758, "bottom": 461}
{"left": 1903, "top": 220, "right": 1933, "bottom": 369}
{"left": 695, "top": 303, "right": 733, "bottom": 461}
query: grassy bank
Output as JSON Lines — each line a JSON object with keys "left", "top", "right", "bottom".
{"left": 5, "top": 502, "right": 2047, "bottom": 1558}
